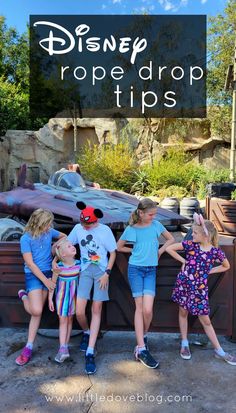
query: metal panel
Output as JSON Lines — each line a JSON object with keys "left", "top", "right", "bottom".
{"left": 206, "top": 196, "right": 236, "bottom": 235}
{"left": 0, "top": 240, "right": 234, "bottom": 337}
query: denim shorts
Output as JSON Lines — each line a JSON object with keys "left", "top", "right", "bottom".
{"left": 77, "top": 264, "right": 109, "bottom": 302}
{"left": 25, "top": 270, "right": 52, "bottom": 293}
{"left": 128, "top": 264, "right": 157, "bottom": 298}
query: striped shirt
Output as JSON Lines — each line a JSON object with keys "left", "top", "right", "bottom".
{"left": 58, "top": 260, "right": 81, "bottom": 280}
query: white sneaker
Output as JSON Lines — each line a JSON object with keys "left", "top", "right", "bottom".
{"left": 180, "top": 346, "right": 191, "bottom": 360}
{"left": 54, "top": 350, "right": 70, "bottom": 363}
{"left": 215, "top": 352, "right": 236, "bottom": 366}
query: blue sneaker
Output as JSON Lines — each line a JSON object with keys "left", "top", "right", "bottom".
{"left": 134, "top": 346, "right": 159, "bottom": 369}
{"left": 144, "top": 336, "right": 149, "bottom": 351}
{"left": 79, "top": 333, "right": 90, "bottom": 352}
{"left": 85, "top": 353, "right": 96, "bottom": 374}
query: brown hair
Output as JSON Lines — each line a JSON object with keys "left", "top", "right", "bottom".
{"left": 129, "top": 198, "right": 157, "bottom": 226}
{"left": 193, "top": 219, "right": 219, "bottom": 247}
{"left": 24, "top": 208, "right": 54, "bottom": 238}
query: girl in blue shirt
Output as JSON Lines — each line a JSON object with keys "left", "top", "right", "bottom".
{"left": 117, "top": 198, "right": 174, "bottom": 369}
{"left": 16, "top": 208, "right": 65, "bottom": 366}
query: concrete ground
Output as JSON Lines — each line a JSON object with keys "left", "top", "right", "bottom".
{"left": 1, "top": 329, "right": 236, "bottom": 413}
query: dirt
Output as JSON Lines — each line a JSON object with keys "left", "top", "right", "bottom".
{"left": 1, "top": 329, "right": 236, "bottom": 413}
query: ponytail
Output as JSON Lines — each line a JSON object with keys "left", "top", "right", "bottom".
{"left": 129, "top": 198, "right": 158, "bottom": 226}
{"left": 129, "top": 209, "right": 139, "bottom": 225}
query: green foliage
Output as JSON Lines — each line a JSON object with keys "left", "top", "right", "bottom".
{"left": 0, "top": 17, "right": 46, "bottom": 134}
{"left": 155, "top": 186, "right": 188, "bottom": 200}
{"left": 78, "top": 143, "right": 137, "bottom": 192}
{"left": 207, "top": 0, "right": 236, "bottom": 137}
{"left": 141, "top": 147, "right": 195, "bottom": 192}
{"left": 231, "top": 189, "right": 236, "bottom": 200}
{"left": 130, "top": 170, "right": 150, "bottom": 194}
{"left": 195, "top": 168, "right": 230, "bottom": 199}
{"left": 78, "top": 144, "right": 230, "bottom": 199}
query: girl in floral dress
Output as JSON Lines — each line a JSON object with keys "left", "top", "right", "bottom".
{"left": 166, "top": 213, "right": 236, "bottom": 365}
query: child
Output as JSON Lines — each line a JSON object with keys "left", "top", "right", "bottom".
{"left": 166, "top": 213, "right": 236, "bottom": 365}
{"left": 16, "top": 208, "right": 65, "bottom": 366}
{"left": 67, "top": 201, "right": 116, "bottom": 374}
{"left": 117, "top": 198, "right": 174, "bottom": 369}
{"left": 48, "top": 238, "right": 81, "bottom": 363}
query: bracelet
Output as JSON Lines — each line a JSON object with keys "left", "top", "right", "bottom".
{"left": 105, "top": 269, "right": 111, "bottom": 276}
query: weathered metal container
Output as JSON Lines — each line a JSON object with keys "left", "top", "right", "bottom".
{"left": 160, "top": 197, "right": 180, "bottom": 231}
{"left": 180, "top": 197, "right": 200, "bottom": 231}
{"left": 0, "top": 237, "right": 234, "bottom": 339}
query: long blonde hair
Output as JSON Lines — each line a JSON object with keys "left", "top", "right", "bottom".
{"left": 129, "top": 198, "right": 157, "bottom": 226}
{"left": 193, "top": 220, "right": 219, "bottom": 247}
{"left": 24, "top": 208, "right": 54, "bottom": 238}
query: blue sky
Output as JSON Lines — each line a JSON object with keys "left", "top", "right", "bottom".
{"left": 0, "top": 0, "right": 227, "bottom": 34}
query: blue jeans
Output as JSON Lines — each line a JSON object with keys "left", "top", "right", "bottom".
{"left": 25, "top": 270, "right": 52, "bottom": 292}
{"left": 128, "top": 264, "right": 157, "bottom": 298}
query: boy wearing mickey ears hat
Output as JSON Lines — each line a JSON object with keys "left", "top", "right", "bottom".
{"left": 67, "top": 201, "right": 116, "bottom": 374}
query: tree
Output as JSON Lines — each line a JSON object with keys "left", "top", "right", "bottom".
{"left": 0, "top": 17, "right": 46, "bottom": 134}
{"left": 207, "top": 0, "right": 236, "bottom": 138}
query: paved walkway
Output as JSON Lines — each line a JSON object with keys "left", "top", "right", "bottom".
{"left": 1, "top": 329, "right": 236, "bottom": 413}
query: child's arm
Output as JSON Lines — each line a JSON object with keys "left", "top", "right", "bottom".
{"left": 51, "top": 234, "right": 67, "bottom": 256}
{"left": 208, "top": 258, "right": 230, "bottom": 274}
{"left": 57, "top": 232, "right": 67, "bottom": 239}
{"left": 23, "top": 253, "right": 56, "bottom": 292}
{"left": 166, "top": 243, "right": 186, "bottom": 270}
{"left": 99, "top": 250, "right": 116, "bottom": 290}
{"left": 158, "top": 230, "right": 175, "bottom": 258}
{"left": 117, "top": 239, "right": 133, "bottom": 253}
{"left": 48, "top": 271, "right": 59, "bottom": 312}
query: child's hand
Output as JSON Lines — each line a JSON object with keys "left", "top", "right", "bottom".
{"left": 48, "top": 298, "right": 55, "bottom": 312}
{"left": 45, "top": 278, "right": 56, "bottom": 292}
{"left": 98, "top": 273, "right": 109, "bottom": 289}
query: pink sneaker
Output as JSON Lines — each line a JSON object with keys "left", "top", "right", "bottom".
{"left": 15, "top": 346, "right": 32, "bottom": 366}
{"left": 18, "top": 290, "right": 28, "bottom": 300}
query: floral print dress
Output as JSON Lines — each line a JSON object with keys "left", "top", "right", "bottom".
{"left": 172, "top": 240, "right": 226, "bottom": 315}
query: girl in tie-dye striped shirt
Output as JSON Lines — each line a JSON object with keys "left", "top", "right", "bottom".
{"left": 49, "top": 238, "right": 80, "bottom": 363}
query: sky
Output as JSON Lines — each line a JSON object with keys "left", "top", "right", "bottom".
{"left": 0, "top": 0, "right": 228, "bottom": 34}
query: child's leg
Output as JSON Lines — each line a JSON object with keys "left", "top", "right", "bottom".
{"left": 179, "top": 306, "right": 189, "bottom": 341}
{"left": 198, "top": 315, "right": 221, "bottom": 350}
{"left": 76, "top": 267, "right": 94, "bottom": 330}
{"left": 143, "top": 295, "right": 155, "bottom": 335}
{"left": 87, "top": 301, "right": 103, "bottom": 350}
{"left": 66, "top": 316, "right": 73, "bottom": 345}
{"left": 76, "top": 298, "right": 89, "bottom": 330}
{"left": 27, "top": 289, "right": 48, "bottom": 343}
{"left": 134, "top": 297, "right": 145, "bottom": 347}
{"left": 59, "top": 316, "right": 69, "bottom": 347}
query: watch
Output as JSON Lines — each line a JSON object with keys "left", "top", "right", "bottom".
{"left": 105, "top": 268, "right": 111, "bottom": 276}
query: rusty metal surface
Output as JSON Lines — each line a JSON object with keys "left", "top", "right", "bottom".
{"left": 0, "top": 186, "right": 188, "bottom": 231}
{"left": 0, "top": 240, "right": 234, "bottom": 337}
{"left": 206, "top": 196, "right": 236, "bottom": 236}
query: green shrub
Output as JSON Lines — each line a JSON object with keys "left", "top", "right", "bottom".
{"left": 231, "top": 189, "right": 236, "bottom": 200}
{"left": 78, "top": 143, "right": 137, "bottom": 192}
{"left": 141, "top": 148, "right": 196, "bottom": 193}
{"left": 195, "top": 168, "right": 230, "bottom": 199}
{"left": 154, "top": 186, "right": 188, "bottom": 200}
{"left": 130, "top": 170, "right": 150, "bottom": 195}
{"left": 78, "top": 143, "right": 230, "bottom": 199}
